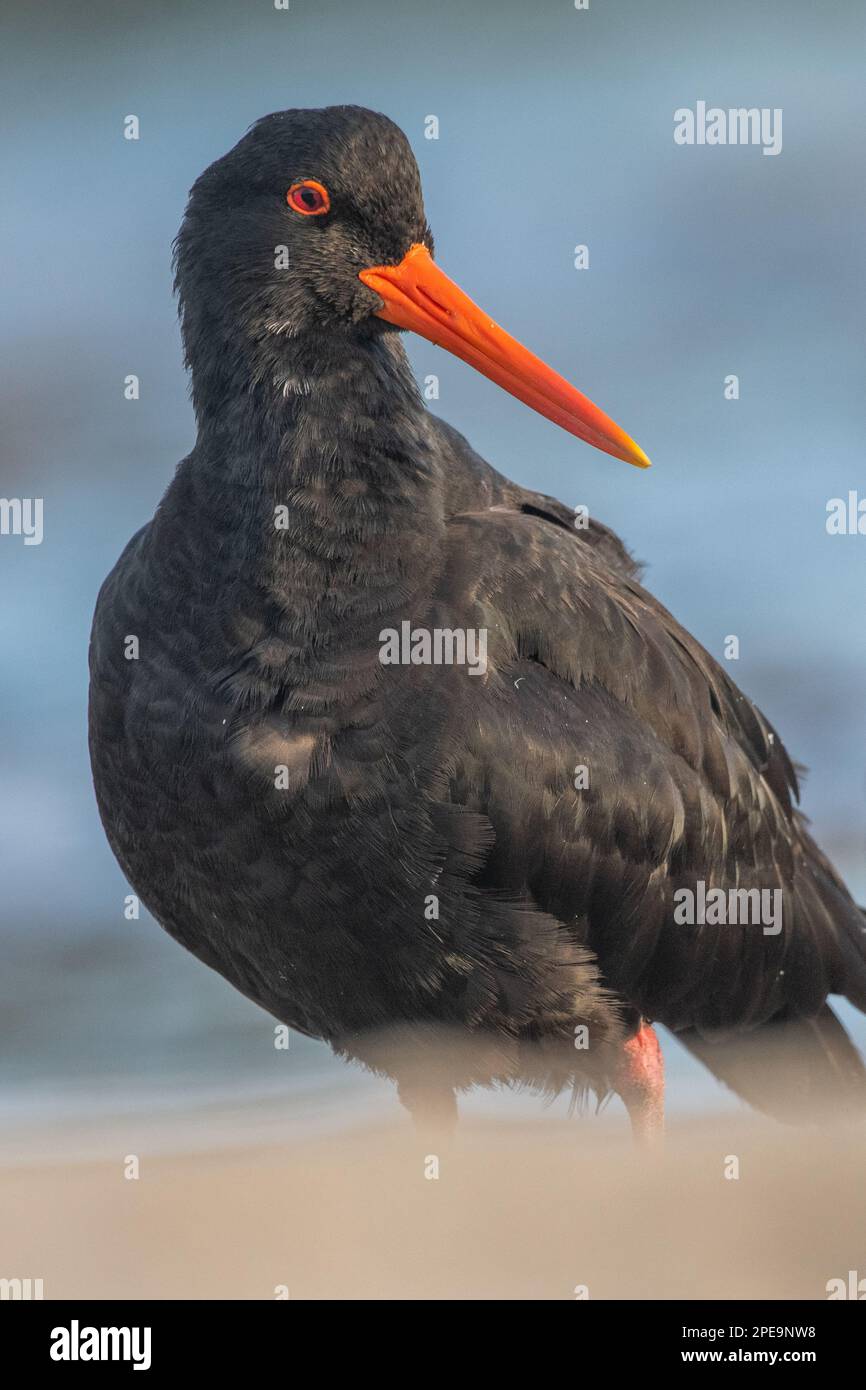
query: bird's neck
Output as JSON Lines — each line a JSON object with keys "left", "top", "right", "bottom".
{"left": 166, "top": 331, "right": 447, "bottom": 646}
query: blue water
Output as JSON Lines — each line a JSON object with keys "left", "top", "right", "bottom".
{"left": 2, "top": 0, "right": 864, "bottom": 1131}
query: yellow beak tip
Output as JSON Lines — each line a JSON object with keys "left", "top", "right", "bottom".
{"left": 628, "top": 444, "right": 652, "bottom": 470}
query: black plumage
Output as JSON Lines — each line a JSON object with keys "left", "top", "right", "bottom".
{"left": 89, "top": 107, "right": 866, "bottom": 1135}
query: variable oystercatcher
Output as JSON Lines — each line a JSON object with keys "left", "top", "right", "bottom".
{"left": 89, "top": 106, "right": 866, "bottom": 1140}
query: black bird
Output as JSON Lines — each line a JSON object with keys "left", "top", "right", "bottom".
{"left": 89, "top": 106, "right": 866, "bottom": 1140}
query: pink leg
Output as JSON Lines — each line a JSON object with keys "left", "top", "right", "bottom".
{"left": 397, "top": 1078, "right": 458, "bottom": 1140}
{"left": 615, "top": 1022, "right": 665, "bottom": 1146}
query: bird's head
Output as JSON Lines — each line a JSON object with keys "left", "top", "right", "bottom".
{"left": 175, "top": 105, "right": 649, "bottom": 467}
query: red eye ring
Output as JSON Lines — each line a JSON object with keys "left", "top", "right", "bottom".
{"left": 286, "top": 179, "right": 330, "bottom": 216}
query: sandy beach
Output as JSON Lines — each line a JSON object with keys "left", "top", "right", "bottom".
{"left": 3, "top": 1100, "right": 864, "bottom": 1301}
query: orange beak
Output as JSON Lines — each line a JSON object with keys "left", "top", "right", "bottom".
{"left": 359, "top": 243, "right": 650, "bottom": 468}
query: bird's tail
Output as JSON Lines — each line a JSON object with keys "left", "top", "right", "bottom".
{"left": 677, "top": 1004, "right": 866, "bottom": 1124}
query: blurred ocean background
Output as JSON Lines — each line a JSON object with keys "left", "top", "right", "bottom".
{"left": 2, "top": 0, "right": 864, "bottom": 1144}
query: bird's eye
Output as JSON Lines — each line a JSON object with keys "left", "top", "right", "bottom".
{"left": 286, "top": 180, "right": 330, "bottom": 216}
